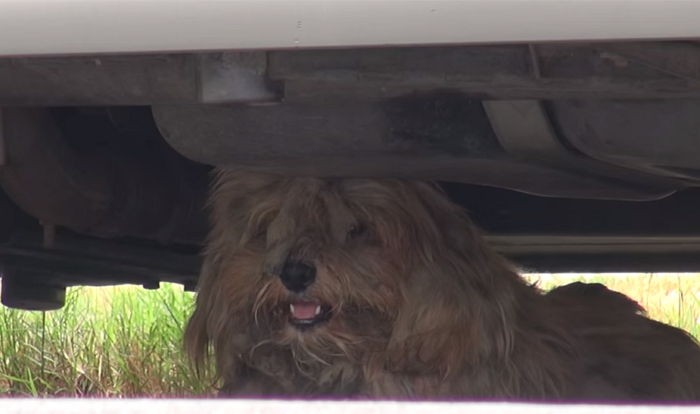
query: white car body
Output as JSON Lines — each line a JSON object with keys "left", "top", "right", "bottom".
{"left": 1, "top": 0, "right": 700, "bottom": 56}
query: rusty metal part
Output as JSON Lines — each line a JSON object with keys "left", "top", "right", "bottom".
{"left": 0, "top": 108, "right": 207, "bottom": 243}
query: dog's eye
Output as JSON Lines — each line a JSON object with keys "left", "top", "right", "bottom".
{"left": 346, "top": 223, "right": 366, "bottom": 241}
{"left": 250, "top": 225, "right": 266, "bottom": 241}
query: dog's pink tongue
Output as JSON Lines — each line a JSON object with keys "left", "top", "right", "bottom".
{"left": 290, "top": 302, "right": 318, "bottom": 320}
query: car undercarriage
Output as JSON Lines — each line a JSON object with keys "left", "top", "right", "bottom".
{"left": 2, "top": 41, "right": 700, "bottom": 310}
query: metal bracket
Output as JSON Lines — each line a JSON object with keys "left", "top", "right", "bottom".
{"left": 198, "top": 52, "right": 282, "bottom": 104}
{"left": 483, "top": 100, "right": 567, "bottom": 161}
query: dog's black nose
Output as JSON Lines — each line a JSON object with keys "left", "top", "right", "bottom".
{"left": 279, "top": 261, "right": 316, "bottom": 293}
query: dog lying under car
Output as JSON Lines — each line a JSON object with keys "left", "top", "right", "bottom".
{"left": 185, "top": 169, "right": 700, "bottom": 400}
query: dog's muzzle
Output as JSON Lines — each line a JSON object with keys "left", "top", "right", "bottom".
{"left": 277, "top": 260, "right": 332, "bottom": 328}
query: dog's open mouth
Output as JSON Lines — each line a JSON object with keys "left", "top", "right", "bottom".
{"left": 288, "top": 300, "right": 332, "bottom": 328}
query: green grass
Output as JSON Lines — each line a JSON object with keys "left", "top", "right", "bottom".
{"left": 0, "top": 283, "right": 214, "bottom": 397}
{"left": 0, "top": 274, "right": 699, "bottom": 396}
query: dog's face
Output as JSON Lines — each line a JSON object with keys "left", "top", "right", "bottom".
{"left": 201, "top": 171, "right": 431, "bottom": 341}
{"left": 235, "top": 177, "right": 404, "bottom": 339}
{"left": 187, "top": 170, "right": 518, "bottom": 389}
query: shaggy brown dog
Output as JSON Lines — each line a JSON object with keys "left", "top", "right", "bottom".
{"left": 185, "top": 169, "right": 700, "bottom": 401}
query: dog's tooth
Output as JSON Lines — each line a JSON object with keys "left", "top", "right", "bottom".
{"left": 315, "top": 305, "right": 321, "bottom": 316}
{"left": 290, "top": 304, "right": 295, "bottom": 314}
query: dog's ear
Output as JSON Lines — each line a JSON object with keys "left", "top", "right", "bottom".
{"left": 185, "top": 168, "right": 282, "bottom": 378}
{"left": 184, "top": 258, "right": 221, "bottom": 378}
{"left": 384, "top": 181, "right": 519, "bottom": 377}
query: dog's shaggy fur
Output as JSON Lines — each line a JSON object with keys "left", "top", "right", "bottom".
{"left": 186, "top": 169, "right": 700, "bottom": 401}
